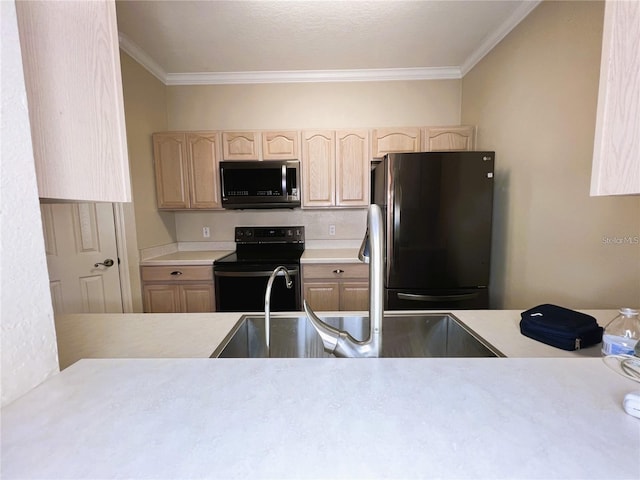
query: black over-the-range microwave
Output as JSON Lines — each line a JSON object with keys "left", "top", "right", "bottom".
{"left": 219, "top": 160, "right": 301, "bottom": 209}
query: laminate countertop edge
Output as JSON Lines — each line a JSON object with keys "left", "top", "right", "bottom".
{"left": 139, "top": 249, "right": 363, "bottom": 266}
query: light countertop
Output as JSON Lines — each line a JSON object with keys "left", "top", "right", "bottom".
{"left": 53, "top": 310, "right": 613, "bottom": 369}
{"left": 54, "top": 312, "right": 242, "bottom": 369}
{"left": 2, "top": 357, "right": 639, "bottom": 479}
{"left": 4, "top": 309, "right": 640, "bottom": 479}
{"left": 139, "top": 250, "right": 232, "bottom": 266}
{"left": 139, "top": 248, "right": 362, "bottom": 266}
{"left": 300, "top": 248, "right": 361, "bottom": 263}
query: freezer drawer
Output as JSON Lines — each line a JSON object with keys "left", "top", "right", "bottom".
{"left": 385, "top": 288, "right": 489, "bottom": 310}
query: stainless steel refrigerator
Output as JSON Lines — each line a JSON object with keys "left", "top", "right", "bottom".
{"left": 373, "top": 151, "right": 494, "bottom": 309}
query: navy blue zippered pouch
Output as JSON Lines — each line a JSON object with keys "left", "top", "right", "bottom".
{"left": 520, "top": 304, "right": 603, "bottom": 351}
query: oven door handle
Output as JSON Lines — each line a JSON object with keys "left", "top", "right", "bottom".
{"left": 214, "top": 268, "right": 299, "bottom": 278}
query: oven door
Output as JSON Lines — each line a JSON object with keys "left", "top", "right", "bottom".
{"left": 214, "top": 264, "right": 301, "bottom": 312}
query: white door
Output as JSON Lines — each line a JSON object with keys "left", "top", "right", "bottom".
{"left": 41, "top": 202, "right": 123, "bottom": 314}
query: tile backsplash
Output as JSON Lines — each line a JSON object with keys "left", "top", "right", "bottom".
{"left": 175, "top": 209, "right": 368, "bottom": 242}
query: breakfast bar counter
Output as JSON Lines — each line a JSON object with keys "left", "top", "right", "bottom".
{"left": 2, "top": 356, "right": 639, "bottom": 479}
{"left": 2, "top": 310, "right": 639, "bottom": 479}
{"left": 53, "top": 309, "right": 612, "bottom": 369}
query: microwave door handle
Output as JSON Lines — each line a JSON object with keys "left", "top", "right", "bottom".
{"left": 219, "top": 168, "right": 226, "bottom": 197}
{"left": 282, "top": 164, "right": 287, "bottom": 197}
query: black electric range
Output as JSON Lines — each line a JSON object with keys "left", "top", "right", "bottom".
{"left": 213, "top": 226, "right": 304, "bottom": 312}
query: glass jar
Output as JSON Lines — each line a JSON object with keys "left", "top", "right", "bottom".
{"left": 602, "top": 308, "right": 640, "bottom": 356}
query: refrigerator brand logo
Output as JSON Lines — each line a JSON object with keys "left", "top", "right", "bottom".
{"left": 602, "top": 235, "right": 640, "bottom": 246}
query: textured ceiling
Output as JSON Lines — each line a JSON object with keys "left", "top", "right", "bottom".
{"left": 115, "top": 0, "right": 539, "bottom": 83}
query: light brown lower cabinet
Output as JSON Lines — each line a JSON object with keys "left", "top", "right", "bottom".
{"left": 141, "top": 266, "right": 215, "bottom": 313}
{"left": 302, "top": 263, "right": 369, "bottom": 311}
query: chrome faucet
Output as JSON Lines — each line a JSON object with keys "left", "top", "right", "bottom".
{"left": 265, "top": 266, "right": 293, "bottom": 351}
{"left": 303, "top": 204, "right": 384, "bottom": 357}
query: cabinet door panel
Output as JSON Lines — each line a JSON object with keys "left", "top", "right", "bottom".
{"left": 143, "top": 284, "right": 180, "bottom": 313}
{"left": 153, "top": 133, "right": 189, "bottom": 209}
{"left": 262, "top": 131, "right": 299, "bottom": 160}
{"left": 590, "top": 0, "right": 640, "bottom": 195}
{"left": 187, "top": 133, "right": 221, "bottom": 209}
{"left": 222, "top": 131, "right": 261, "bottom": 160}
{"left": 303, "top": 282, "right": 340, "bottom": 311}
{"left": 372, "top": 128, "right": 421, "bottom": 158}
{"left": 302, "top": 131, "right": 335, "bottom": 207}
{"left": 422, "top": 126, "right": 476, "bottom": 152}
{"left": 336, "top": 130, "right": 369, "bottom": 206}
{"left": 16, "top": 0, "right": 130, "bottom": 202}
{"left": 181, "top": 284, "right": 215, "bottom": 312}
{"left": 340, "top": 282, "right": 369, "bottom": 311}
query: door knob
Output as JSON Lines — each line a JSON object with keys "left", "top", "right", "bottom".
{"left": 94, "top": 258, "right": 115, "bottom": 268}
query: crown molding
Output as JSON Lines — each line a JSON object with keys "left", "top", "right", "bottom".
{"left": 118, "top": 32, "right": 167, "bottom": 83}
{"left": 118, "top": 32, "right": 461, "bottom": 85}
{"left": 164, "top": 67, "right": 461, "bottom": 85}
{"left": 461, "top": 0, "right": 542, "bottom": 76}
{"left": 118, "top": 0, "right": 539, "bottom": 86}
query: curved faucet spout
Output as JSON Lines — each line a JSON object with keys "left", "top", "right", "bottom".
{"left": 303, "top": 299, "right": 341, "bottom": 353}
{"left": 303, "top": 204, "right": 384, "bottom": 358}
{"left": 265, "top": 266, "right": 293, "bottom": 351}
{"left": 304, "top": 300, "right": 380, "bottom": 358}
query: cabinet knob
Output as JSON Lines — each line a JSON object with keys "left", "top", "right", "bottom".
{"left": 170, "top": 271, "right": 183, "bottom": 276}
{"left": 333, "top": 269, "right": 344, "bottom": 274}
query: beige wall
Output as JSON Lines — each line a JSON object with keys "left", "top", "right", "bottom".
{"left": 167, "top": 80, "right": 462, "bottom": 130}
{"left": 120, "top": 52, "right": 175, "bottom": 249}
{"left": 462, "top": 0, "right": 640, "bottom": 309}
{"left": 175, "top": 209, "right": 368, "bottom": 243}
{"left": 168, "top": 80, "right": 462, "bottom": 241}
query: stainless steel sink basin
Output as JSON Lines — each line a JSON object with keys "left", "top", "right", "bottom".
{"left": 211, "top": 313, "right": 504, "bottom": 358}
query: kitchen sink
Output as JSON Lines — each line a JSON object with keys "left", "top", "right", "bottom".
{"left": 211, "top": 313, "right": 504, "bottom": 358}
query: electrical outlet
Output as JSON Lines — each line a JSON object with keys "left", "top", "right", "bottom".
{"left": 202, "top": 227, "right": 210, "bottom": 238}
{"left": 329, "top": 224, "right": 336, "bottom": 236}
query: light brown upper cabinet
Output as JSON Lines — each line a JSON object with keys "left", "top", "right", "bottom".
{"left": 262, "top": 131, "right": 300, "bottom": 160}
{"left": 301, "top": 130, "right": 370, "bottom": 208}
{"left": 371, "top": 128, "right": 421, "bottom": 158}
{"left": 422, "top": 126, "right": 477, "bottom": 152}
{"left": 301, "top": 131, "right": 336, "bottom": 207}
{"left": 591, "top": 0, "right": 640, "bottom": 196}
{"left": 16, "top": 0, "right": 131, "bottom": 202}
{"left": 336, "top": 130, "right": 370, "bottom": 207}
{"left": 153, "top": 132, "right": 221, "bottom": 210}
{"left": 222, "top": 131, "right": 261, "bottom": 160}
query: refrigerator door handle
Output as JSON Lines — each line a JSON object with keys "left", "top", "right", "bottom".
{"left": 397, "top": 292, "right": 480, "bottom": 302}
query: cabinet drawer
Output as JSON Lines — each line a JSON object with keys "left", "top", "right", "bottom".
{"left": 303, "top": 263, "right": 368, "bottom": 279}
{"left": 141, "top": 265, "right": 213, "bottom": 282}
